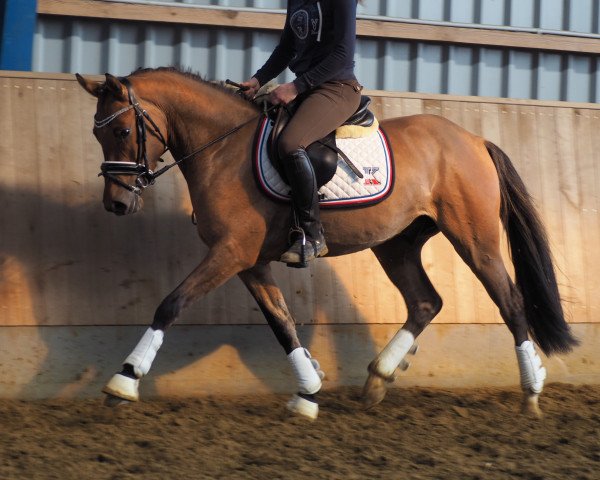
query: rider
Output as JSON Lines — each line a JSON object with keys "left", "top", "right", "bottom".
{"left": 242, "top": 0, "right": 362, "bottom": 265}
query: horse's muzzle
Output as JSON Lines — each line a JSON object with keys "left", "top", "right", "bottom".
{"left": 104, "top": 191, "right": 143, "bottom": 216}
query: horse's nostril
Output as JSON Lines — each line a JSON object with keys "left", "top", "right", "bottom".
{"left": 111, "top": 201, "right": 128, "bottom": 215}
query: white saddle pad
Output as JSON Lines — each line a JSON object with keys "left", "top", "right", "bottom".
{"left": 253, "top": 117, "right": 394, "bottom": 208}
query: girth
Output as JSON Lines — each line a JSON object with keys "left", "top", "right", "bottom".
{"left": 267, "top": 96, "right": 374, "bottom": 188}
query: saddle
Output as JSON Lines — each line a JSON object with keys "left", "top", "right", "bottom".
{"left": 267, "top": 96, "right": 375, "bottom": 187}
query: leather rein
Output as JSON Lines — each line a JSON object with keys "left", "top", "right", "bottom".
{"left": 94, "top": 77, "right": 264, "bottom": 196}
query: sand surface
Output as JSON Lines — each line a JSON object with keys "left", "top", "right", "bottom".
{"left": 1, "top": 383, "right": 599, "bottom": 479}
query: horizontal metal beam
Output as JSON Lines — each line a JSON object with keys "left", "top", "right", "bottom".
{"left": 37, "top": 0, "right": 600, "bottom": 55}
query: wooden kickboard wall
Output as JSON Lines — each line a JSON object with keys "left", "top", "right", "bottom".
{"left": 1, "top": 71, "right": 598, "bottom": 328}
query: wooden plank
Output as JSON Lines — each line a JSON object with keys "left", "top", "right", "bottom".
{"left": 535, "top": 105, "right": 569, "bottom": 321}
{"left": 573, "top": 109, "right": 600, "bottom": 323}
{"left": 38, "top": 0, "right": 286, "bottom": 30}
{"left": 7, "top": 78, "right": 48, "bottom": 326}
{"left": 37, "top": 0, "right": 600, "bottom": 55}
{"left": 33, "top": 78, "right": 66, "bottom": 326}
{"left": 554, "top": 108, "right": 586, "bottom": 322}
{"left": 589, "top": 112, "right": 600, "bottom": 324}
{"left": 357, "top": 20, "right": 600, "bottom": 55}
{"left": 0, "top": 77, "right": 26, "bottom": 326}
{"left": 354, "top": 250, "right": 393, "bottom": 324}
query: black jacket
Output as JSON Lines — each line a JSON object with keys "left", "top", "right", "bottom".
{"left": 253, "top": 0, "right": 357, "bottom": 93}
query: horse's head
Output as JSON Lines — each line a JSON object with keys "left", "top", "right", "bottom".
{"left": 76, "top": 73, "right": 168, "bottom": 215}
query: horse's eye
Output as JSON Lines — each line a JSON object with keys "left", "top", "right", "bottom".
{"left": 114, "top": 128, "right": 131, "bottom": 139}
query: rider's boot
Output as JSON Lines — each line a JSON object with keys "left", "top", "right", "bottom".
{"left": 280, "top": 148, "right": 328, "bottom": 267}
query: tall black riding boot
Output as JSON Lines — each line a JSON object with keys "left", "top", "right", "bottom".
{"left": 280, "top": 148, "right": 328, "bottom": 266}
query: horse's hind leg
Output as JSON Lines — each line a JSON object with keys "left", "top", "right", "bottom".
{"left": 439, "top": 203, "right": 546, "bottom": 416}
{"left": 363, "top": 217, "right": 442, "bottom": 409}
{"left": 239, "top": 264, "right": 324, "bottom": 420}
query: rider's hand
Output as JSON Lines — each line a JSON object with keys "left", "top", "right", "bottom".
{"left": 269, "top": 82, "right": 299, "bottom": 106}
{"left": 240, "top": 77, "right": 260, "bottom": 99}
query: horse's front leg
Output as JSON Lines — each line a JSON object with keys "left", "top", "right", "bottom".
{"left": 103, "top": 242, "right": 253, "bottom": 403}
{"left": 239, "top": 264, "right": 324, "bottom": 420}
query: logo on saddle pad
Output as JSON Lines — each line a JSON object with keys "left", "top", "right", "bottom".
{"left": 363, "top": 167, "right": 381, "bottom": 186}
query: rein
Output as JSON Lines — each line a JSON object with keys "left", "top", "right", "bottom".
{"left": 94, "top": 78, "right": 267, "bottom": 195}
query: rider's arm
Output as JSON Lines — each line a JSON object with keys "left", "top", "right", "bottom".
{"left": 253, "top": 17, "right": 296, "bottom": 87}
{"left": 293, "top": 0, "right": 357, "bottom": 94}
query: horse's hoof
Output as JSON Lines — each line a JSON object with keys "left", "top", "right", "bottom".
{"left": 103, "top": 393, "right": 132, "bottom": 407}
{"left": 102, "top": 373, "right": 140, "bottom": 402}
{"left": 362, "top": 373, "right": 389, "bottom": 410}
{"left": 521, "top": 394, "right": 543, "bottom": 419}
{"left": 286, "top": 394, "right": 319, "bottom": 420}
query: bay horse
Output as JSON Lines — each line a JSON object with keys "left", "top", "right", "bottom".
{"left": 76, "top": 68, "right": 577, "bottom": 419}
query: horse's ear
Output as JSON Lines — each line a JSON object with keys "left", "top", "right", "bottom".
{"left": 75, "top": 73, "right": 102, "bottom": 98}
{"left": 104, "top": 73, "right": 127, "bottom": 101}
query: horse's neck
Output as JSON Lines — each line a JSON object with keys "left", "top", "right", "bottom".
{"left": 161, "top": 81, "right": 257, "bottom": 161}
{"left": 150, "top": 77, "right": 258, "bottom": 200}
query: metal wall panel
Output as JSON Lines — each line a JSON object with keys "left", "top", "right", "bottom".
{"left": 34, "top": 16, "right": 600, "bottom": 102}
{"left": 131, "top": 0, "right": 600, "bottom": 33}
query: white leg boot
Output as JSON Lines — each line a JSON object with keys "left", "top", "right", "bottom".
{"left": 516, "top": 340, "right": 546, "bottom": 417}
{"left": 363, "top": 329, "right": 418, "bottom": 409}
{"left": 103, "top": 328, "right": 164, "bottom": 402}
{"left": 286, "top": 348, "right": 324, "bottom": 420}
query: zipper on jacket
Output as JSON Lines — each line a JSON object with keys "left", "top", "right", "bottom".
{"left": 316, "top": 1, "right": 323, "bottom": 42}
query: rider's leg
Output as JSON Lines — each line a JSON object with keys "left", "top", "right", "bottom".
{"left": 278, "top": 80, "right": 361, "bottom": 265}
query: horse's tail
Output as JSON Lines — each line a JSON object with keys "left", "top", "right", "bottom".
{"left": 485, "top": 141, "right": 579, "bottom": 356}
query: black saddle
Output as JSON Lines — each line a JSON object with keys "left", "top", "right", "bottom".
{"left": 267, "top": 96, "right": 374, "bottom": 187}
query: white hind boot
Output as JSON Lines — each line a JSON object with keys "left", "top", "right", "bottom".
{"left": 516, "top": 340, "right": 546, "bottom": 417}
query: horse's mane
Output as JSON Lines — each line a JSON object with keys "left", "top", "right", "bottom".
{"left": 128, "top": 66, "right": 258, "bottom": 109}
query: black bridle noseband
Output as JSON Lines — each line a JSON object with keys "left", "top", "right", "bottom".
{"left": 93, "top": 77, "right": 267, "bottom": 196}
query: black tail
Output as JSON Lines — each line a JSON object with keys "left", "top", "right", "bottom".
{"left": 486, "top": 141, "right": 579, "bottom": 355}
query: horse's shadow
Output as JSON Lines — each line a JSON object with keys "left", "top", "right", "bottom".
{"left": 1, "top": 184, "right": 381, "bottom": 399}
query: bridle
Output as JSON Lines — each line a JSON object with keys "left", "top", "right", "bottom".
{"left": 94, "top": 77, "right": 266, "bottom": 196}
{"left": 95, "top": 77, "right": 168, "bottom": 195}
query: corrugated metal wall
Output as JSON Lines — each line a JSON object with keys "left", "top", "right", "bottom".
{"left": 32, "top": 1, "right": 600, "bottom": 102}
